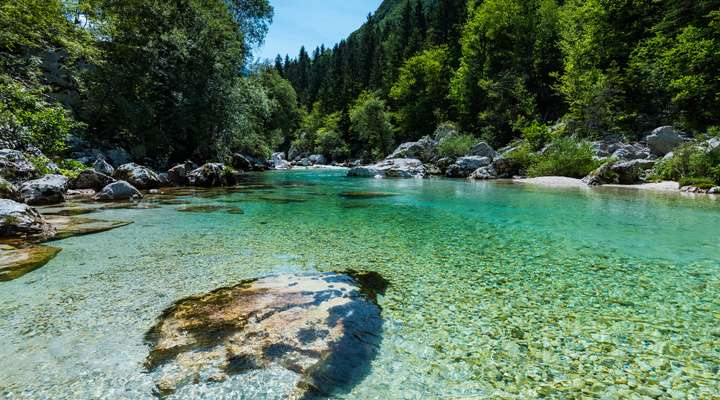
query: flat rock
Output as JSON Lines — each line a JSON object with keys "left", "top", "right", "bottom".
{"left": 0, "top": 245, "right": 61, "bottom": 281}
{"left": 45, "top": 215, "right": 132, "bottom": 240}
{"left": 144, "top": 272, "right": 386, "bottom": 398}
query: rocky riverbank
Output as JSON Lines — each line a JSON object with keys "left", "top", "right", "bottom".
{"left": 346, "top": 124, "right": 720, "bottom": 195}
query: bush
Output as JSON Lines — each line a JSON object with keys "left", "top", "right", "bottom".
{"left": 527, "top": 137, "right": 600, "bottom": 178}
{"left": 57, "top": 159, "right": 85, "bottom": 179}
{"left": 652, "top": 143, "right": 720, "bottom": 185}
{"left": 437, "top": 134, "right": 476, "bottom": 158}
{"left": 521, "top": 122, "right": 560, "bottom": 151}
{"left": 679, "top": 177, "right": 716, "bottom": 189}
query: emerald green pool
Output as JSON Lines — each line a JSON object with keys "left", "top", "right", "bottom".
{"left": 1, "top": 169, "right": 719, "bottom": 399}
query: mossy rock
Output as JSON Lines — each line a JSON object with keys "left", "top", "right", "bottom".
{"left": 45, "top": 216, "right": 133, "bottom": 240}
{"left": 339, "top": 191, "right": 398, "bottom": 199}
{"left": 0, "top": 245, "right": 61, "bottom": 281}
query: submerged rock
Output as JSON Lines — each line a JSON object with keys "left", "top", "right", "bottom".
{"left": 0, "top": 199, "right": 56, "bottom": 241}
{"left": 19, "top": 174, "right": 69, "bottom": 205}
{"left": 93, "top": 181, "right": 143, "bottom": 201}
{"left": 0, "top": 245, "right": 61, "bottom": 281}
{"left": 339, "top": 192, "right": 398, "bottom": 199}
{"left": 348, "top": 158, "right": 426, "bottom": 179}
{"left": 45, "top": 215, "right": 132, "bottom": 240}
{"left": 144, "top": 272, "right": 386, "bottom": 398}
{"left": 114, "top": 163, "right": 162, "bottom": 189}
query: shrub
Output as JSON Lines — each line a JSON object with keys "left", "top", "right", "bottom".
{"left": 527, "top": 137, "right": 600, "bottom": 178}
{"left": 521, "top": 122, "right": 559, "bottom": 151}
{"left": 437, "top": 134, "right": 476, "bottom": 158}
{"left": 679, "top": 177, "right": 716, "bottom": 189}
{"left": 652, "top": 142, "right": 720, "bottom": 184}
{"left": 57, "top": 159, "right": 85, "bottom": 179}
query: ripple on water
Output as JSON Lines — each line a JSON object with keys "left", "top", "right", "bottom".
{"left": 0, "top": 169, "right": 719, "bottom": 399}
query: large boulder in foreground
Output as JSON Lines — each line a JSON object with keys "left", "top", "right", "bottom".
{"left": 0, "top": 199, "right": 56, "bottom": 241}
{"left": 187, "top": 163, "right": 239, "bottom": 187}
{"left": 0, "top": 149, "right": 38, "bottom": 183}
{"left": 71, "top": 169, "right": 115, "bottom": 191}
{"left": 386, "top": 136, "right": 437, "bottom": 163}
{"left": 348, "top": 158, "right": 426, "bottom": 179}
{"left": 145, "top": 272, "right": 386, "bottom": 398}
{"left": 646, "top": 126, "right": 684, "bottom": 156}
{"left": 92, "top": 181, "right": 143, "bottom": 201}
{"left": 446, "top": 156, "right": 491, "bottom": 178}
{"left": 114, "top": 163, "right": 162, "bottom": 189}
{"left": 19, "top": 174, "right": 69, "bottom": 205}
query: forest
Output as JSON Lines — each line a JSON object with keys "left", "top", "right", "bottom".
{"left": 1, "top": 0, "right": 719, "bottom": 171}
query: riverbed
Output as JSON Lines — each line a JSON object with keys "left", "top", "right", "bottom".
{"left": 1, "top": 169, "right": 718, "bottom": 399}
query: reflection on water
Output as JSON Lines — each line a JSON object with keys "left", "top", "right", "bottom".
{"left": 0, "top": 169, "right": 719, "bottom": 399}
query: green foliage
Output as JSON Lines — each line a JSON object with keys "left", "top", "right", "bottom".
{"left": 436, "top": 134, "right": 475, "bottom": 158}
{"left": 526, "top": 137, "right": 600, "bottom": 178}
{"left": 349, "top": 92, "right": 395, "bottom": 160}
{"left": 652, "top": 143, "right": 720, "bottom": 185}
{"left": 0, "top": 76, "right": 79, "bottom": 154}
{"left": 678, "top": 177, "right": 716, "bottom": 189}
{"left": 314, "top": 128, "right": 350, "bottom": 162}
{"left": 390, "top": 47, "right": 451, "bottom": 140}
{"left": 250, "top": 67, "right": 301, "bottom": 149}
{"left": 57, "top": 159, "right": 86, "bottom": 179}
{"left": 521, "top": 122, "right": 559, "bottom": 151}
{"left": 85, "top": 0, "right": 273, "bottom": 161}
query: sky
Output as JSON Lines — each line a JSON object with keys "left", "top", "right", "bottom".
{"left": 254, "top": 0, "right": 384, "bottom": 61}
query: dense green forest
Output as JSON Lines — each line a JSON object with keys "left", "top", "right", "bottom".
{"left": 279, "top": 0, "right": 720, "bottom": 161}
{"left": 1, "top": 0, "right": 719, "bottom": 169}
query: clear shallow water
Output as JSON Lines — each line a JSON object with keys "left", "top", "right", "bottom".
{"left": 1, "top": 169, "right": 719, "bottom": 399}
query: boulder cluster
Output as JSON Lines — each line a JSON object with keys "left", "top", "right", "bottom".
{"left": 347, "top": 125, "right": 720, "bottom": 193}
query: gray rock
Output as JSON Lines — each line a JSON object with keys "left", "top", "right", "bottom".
{"left": 188, "top": 163, "right": 238, "bottom": 187}
{"left": 583, "top": 159, "right": 656, "bottom": 185}
{"left": 469, "top": 166, "right": 498, "bottom": 180}
{"left": 0, "top": 149, "right": 38, "bottom": 183}
{"left": 299, "top": 158, "right": 311, "bottom": 167}
{"left": 167, "top": 164, "right": 188, "bottom": 185}
{"left": 646, "top": 126, "right": 685, "bottom": 156}
{"left": 93, "top": 158, "right": 115, "bottom": 176}
{"left": 0, "top": 199, "right": 55, "bottom": 240}
{"left": 446, "top": 156, "right": 492, "bottom": 178}
{"left": 105, "top": 147, "right": 132, "bottom": 167}
{"left": 231, "top": 153, "right": 253, "bottom": 171}
{"left": 492, "top": 156, "right": 523, "bottom": 178}
{"left": 0, "top": 177, "right": 19, "bottom": 200}
{"left": 71, "top": 170, "right": 115, "bottom": 191}
{"left": 309, "top": 154, "right": 327, "bottom": 165}
{"left": 93, "top": 181, "right": 143, "bottom": 201}
{"left": 19, "top": 174, "right": 69, "bottom": 205}
{"left": 611, "top": 143, "right": 652, "bottom": 161}
{"left": 168, "top": 164, "right": 188, "bottom": 186}
{"left": 612, "top": 159, "right": 656, "bottom": 184}
{"left": 468, "top": 142, "right": 497, "bottom": 160}
{"left": 114, "top": 163, "right": 162, "bottom": 189}
{"left": 708, "top": 187, "right": 720, "bottom": 195}
{"left": 348, "top": 158, "right": 426, "bottom": 179}
{"left": 386, "top": 136, "right": 437, "bottom": 163}
{"left": 271, "top": 152, "right": 290, "bottom": 170}
{"left": 703, "top": 137, "right": 720, "bottom": 153}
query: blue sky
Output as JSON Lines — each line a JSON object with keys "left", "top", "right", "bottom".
{"left": 254, "top": 0, "right": 384, "bottom": 61}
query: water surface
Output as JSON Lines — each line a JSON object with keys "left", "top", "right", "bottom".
{"left": 1, "top": 170, "right": 719, "bottom": 399}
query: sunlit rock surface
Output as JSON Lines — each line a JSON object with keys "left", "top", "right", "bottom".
{"left": 0, "top": 244, "right": 61, "bottom": 281}
{"left": 145, "top": 272, "right": 387, "bottom": 398}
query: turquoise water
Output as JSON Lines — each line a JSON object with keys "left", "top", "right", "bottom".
{"left": 1, "top": 169, "right": 719, "bottom": 399}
